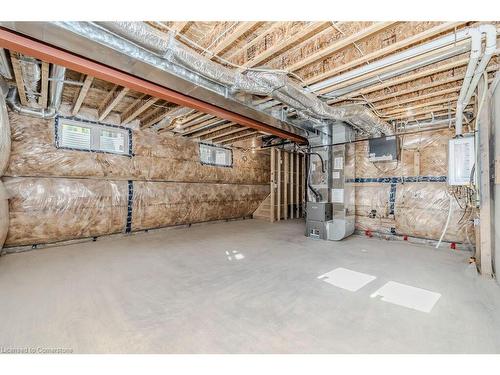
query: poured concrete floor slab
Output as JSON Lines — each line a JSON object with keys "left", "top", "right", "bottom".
{"left": 1, "top": 219, "right": 499, "bottom": 353}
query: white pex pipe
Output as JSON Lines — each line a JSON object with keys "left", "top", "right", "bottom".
{"left": 455, "top": 24, "right": 497, "bottom": 136}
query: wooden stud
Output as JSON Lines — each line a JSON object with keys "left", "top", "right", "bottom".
{"left": 277, "top": 148, "right": 281, "bottom": 221}
{"left": 270, "top": 148, "right": 276, "bottom": 223}
{"left": 478, "top": 77, "right": 493, "bottom": 276}
{"left": 38, "top": 61, "right": 49, "bottom": 108}
{"left": 287, "top": 22, "right": 397, "bottom": 72}
{"left": 284, "top": 151, "right": 289, "bottom": 219}
{"left": 72, "top": 74, "right": 94, "bottom": 116}
{"left": 98, "top": 86, "right": 130, "bottom": 121}
{"left": 10, "top": 52, "right": 29, "bottom": 106}
{"left": 241, "top": 22, "right": 330, "bottom": 69}
{"left": 295, "top": 152, "right": 299, "bottom": 219}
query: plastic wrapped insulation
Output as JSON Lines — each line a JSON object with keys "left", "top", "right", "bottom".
{"left": 0, "top": 78, "right": 11, "bottom": 249}
{"left": 19, "top": 56, "right": 41, "bottom": 108}
{"left": 94, "top": 21, "right": 393, "bottom": 137}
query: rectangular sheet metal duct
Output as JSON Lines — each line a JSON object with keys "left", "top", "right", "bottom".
{"left": 0, "top": 26, "right": 307, "bottom": 144}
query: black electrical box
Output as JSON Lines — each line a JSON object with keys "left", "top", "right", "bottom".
{"left": 368, "top": 135, "right": 399, "bottom": 162}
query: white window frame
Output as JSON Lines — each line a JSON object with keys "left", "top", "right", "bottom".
{"left": 199, "top": 143, "right": 233, "bottom": 167}
{"left": 56, "top": 117, "right": 131, "bottom": 156}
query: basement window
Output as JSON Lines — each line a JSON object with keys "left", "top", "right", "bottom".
{"left": 199, "top": 143, "right": 233, "bottom": 167}
{"left": 56, "top": 117, "right": 131, "bottom": 156}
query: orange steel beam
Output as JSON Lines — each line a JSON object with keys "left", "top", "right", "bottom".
{"left": 0, "top": 27, "right": 307, "bottom": 144}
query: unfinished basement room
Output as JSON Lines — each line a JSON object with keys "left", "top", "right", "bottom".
{"left": 1, "top": 9, "right": 500, "bottom": 360}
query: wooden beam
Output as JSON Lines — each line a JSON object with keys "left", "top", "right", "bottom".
{"left": 38, "top": 61, "right": 49, "bottom": 108}
{"left": 10, "top": 52, "right": 29, "bottom": 106}
{"left": 306, "top": 22, "right": 466, "bottom": 85}
{"left": 0, "top": 27, "right": 306, "bottom": 144}
{"left": 210, "top": 22, "right": 259, "bottom": 57}
{"left": 98, "top": 85, "right": 129, "bottom": 121}
{"left": 72, "top": 74, "right": 94, "bottom": 116}
{"left": 171, "top": 21, "right": 190, "bottom": 34}
{"left": 141, "top": 106, "right": 180, "bottom": 128}
{"left": 122, "top": 96, "right": 160, "bottom": 124}
{"left": 288, "top": 22, "right": 397, "bottom": 72}
{"left": 241, "top": 22, "right": 330, "bottom": 68}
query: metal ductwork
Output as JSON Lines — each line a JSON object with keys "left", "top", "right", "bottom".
{"left": 6, "top": 64, "right": 66, "bottom": 118}
{"left": 96, "top": 21, "right": 393, "bottom": 137}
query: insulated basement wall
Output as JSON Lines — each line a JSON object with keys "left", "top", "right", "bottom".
{"left": 2, "top": 110, "right": 270, "bottom": 247}
{"left": 347, "top": 128, "right": 474, "bottom": 244}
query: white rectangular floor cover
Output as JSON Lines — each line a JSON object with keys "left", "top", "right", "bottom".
{"left": 371, "top": 281, "right": 441, "bottom": 313}
{"left": 318, "top": 267, "right": 376, "bottom": 292}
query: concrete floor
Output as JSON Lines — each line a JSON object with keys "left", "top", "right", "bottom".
{"left": 1, "top": 219, "right": 500, "bottom": 353}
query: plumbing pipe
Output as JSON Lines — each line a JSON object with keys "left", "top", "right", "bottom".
{"left": 456, "top": 25, "right": 497, "bottom": 136}
{"left": 436, "top": 195, "right": 454, "bottom": 249}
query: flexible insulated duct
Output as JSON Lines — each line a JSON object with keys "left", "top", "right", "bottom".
{"left": 96, "top": 22, "right": 393, "bottom": 137}
{"left": 0, "top": 77, "right": 11, "bottom": 250}
{"left": 6, "top": 65, "right": 66, "bottom": 118}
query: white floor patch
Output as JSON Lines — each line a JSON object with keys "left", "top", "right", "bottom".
{"left": 226, "top": 250, "right": 245, "bottom": 261}
{"left": 370, "top": 281, "right": 441, "bottom": 313}
{"left": 318, "top": 267, "right": 376, "bottom": 292}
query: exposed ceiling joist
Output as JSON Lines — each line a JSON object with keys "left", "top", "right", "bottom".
{"left": 190, "top": 122, "right": 235, "bottom": 138}
{"left": 98, "top": 85, "right": 130, "bottom": 121}
{"left": 241, "top": 21, "right": 330, "bottom": 68}
{"left": 209, "top": 22, "right": 259, "bottom": 58}
{"left": 72, "top": 74, "right": 94, "bottom": 115}
{"left": 328, "top": 57, "right": 469, "bottom": 103}
{"left": 220, "top": 131, "right": 259, "bottom": 145}
{"left": 180, "top": 114, "right": 215, "bottom": 129}
{"left": 204, "top": 126, "right": 247, "bottom": 141}
{"left": 306, "top": 22, "right": 466, "bottom": 85}
{"left": 0, "top": 28, "right": 307, "bottom": 143}
{"left": 122, "top": 96, "right": 159, "bottom": 124}
{"left": 182, "top": 117, "right": 226, "bottom": 135}
{"left": 288, "top": 22, "right": 397, "bottom": 72}
{"left": 171, "top": 21, "right": 190, "bottom": 34}
{"left": 375, "top": 86, "right": 462, "bottom": 110}
{"left": 381, "top": 95, "right": 460, "bottom": 116}
{"left": 141, "top": 106, "right": 178, "bottom": 128}
{"left": 225, "top": 22, "right": 283, "bottom": 62}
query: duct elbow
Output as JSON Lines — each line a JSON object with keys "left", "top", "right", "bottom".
{"left": 479, "top": 24, "right": 498, "bottom": 55}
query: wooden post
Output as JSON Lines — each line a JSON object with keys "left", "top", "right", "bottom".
{"left": 277, "top": 149, "right": 281, "bottom": 221}
{"left": 478, "top": 77, "right": 493, "bottom": 276}
{"left": 295, "top": 152, "right": 299, "bottom": 219}
{"left": 284, "top": 151, "right": 289, "bottom": 220}
{"left": 301, "top": 154, "right": 305, "bottom": 218}
{"left": 270, "top": 148, "right": 275, "bottom": 223}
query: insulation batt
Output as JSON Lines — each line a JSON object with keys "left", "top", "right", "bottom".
{"left": 3, "top": 110, "right": 270, "bottom": 247}
{"left": 346, "top": 128, "right": 474, "bottom": 243}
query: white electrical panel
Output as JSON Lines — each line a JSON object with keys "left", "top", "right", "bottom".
{"left": 448, "top": 137, "right": 475, "bottom": 185}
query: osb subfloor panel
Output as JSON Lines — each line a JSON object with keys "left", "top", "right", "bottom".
{"left": 1, "top": 219, "right": 500, "bottom": 354}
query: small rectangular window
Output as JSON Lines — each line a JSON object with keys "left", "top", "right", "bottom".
{"left": 56, "top": 117, "right": 131, "bottom": 156}
{"left": 199, "top": 143, "right": 232, "bottom": 167}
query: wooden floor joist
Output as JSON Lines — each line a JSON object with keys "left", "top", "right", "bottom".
{"left": 38, "top": 61, "right": 49, "bottom": 109}
{"left": 191, "top": 122, "right": 234, "bottom": 138}
{"left": 72, "top": 74, "right": 94, "bottom": 116}
{"left": 241, "top": 21, "right": 330, "bottom": 68}
{"left": 209, "top": 22, "right": 259, "bottom": 58}
{"left": 98, "top": 85, "right": 129, "bottom": 121}
{"left": 10, "top": 52, "right": 29, "bottom": 106}
{"left": 288, "top": 22, "right": 397, "bottom": 72}
{"left": 306, "top": 22, "right": 466, "bottom": 85}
